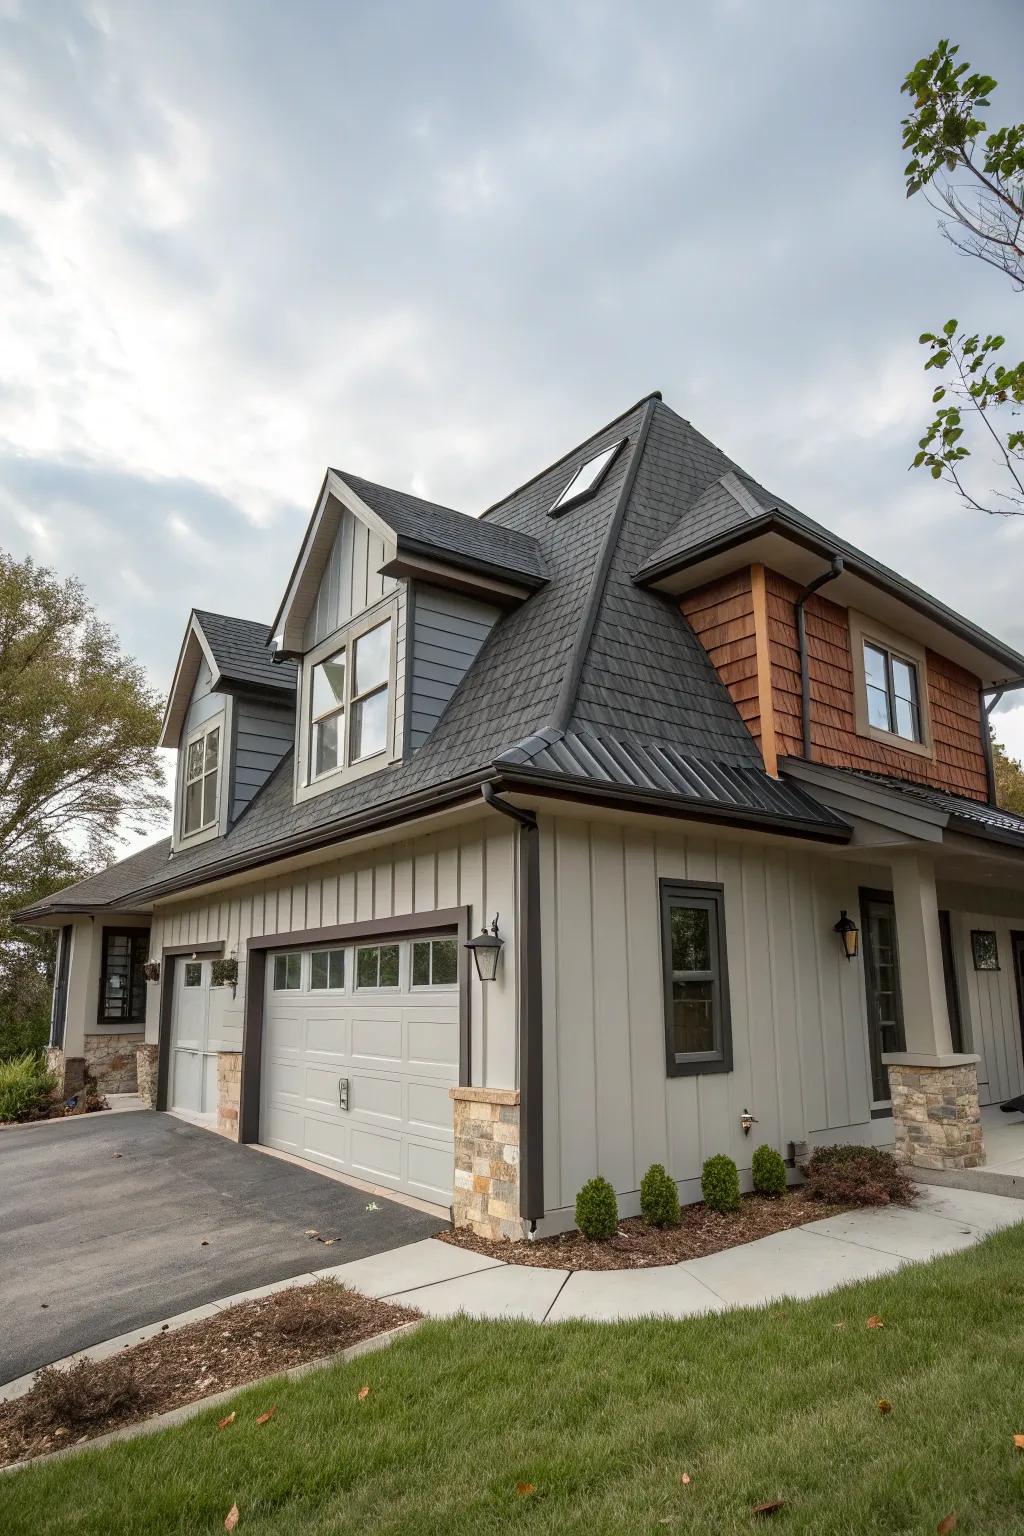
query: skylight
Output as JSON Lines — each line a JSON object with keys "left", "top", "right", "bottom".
{"left": 549, "top": 440, "right": 623, "bottom": 515}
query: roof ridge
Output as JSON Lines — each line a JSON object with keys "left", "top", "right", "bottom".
{"left": 547, "top": 397, "right": 659, "bottom": 733}
{"left": 480, "top": 391, "right": 662, "bottom": 518}
{"left": 193, "top": 609, "right": 272, "bottom": 630}
{"left": 331, "top": 469, "right": 464, "bottom": 521}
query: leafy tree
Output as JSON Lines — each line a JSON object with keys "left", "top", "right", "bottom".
{"left": 993, "top": 734, "right": 1024, "bottom": 815}
{"left": 902, "top": 40, "right": 1024, "bottom": 515}
{"left": 0, "top": 552, "right": 167, "bottom": 1057}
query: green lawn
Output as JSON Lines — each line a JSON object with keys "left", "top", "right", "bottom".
{"left": 8, "top": 1225, "right": 1024, "bottom": 1535}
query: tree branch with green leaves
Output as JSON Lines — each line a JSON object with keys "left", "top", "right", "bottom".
{"left": 902, "top": 39, "right": 1024, "bottom": 515}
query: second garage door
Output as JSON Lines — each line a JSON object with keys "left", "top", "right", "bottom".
{"left": 260, "top": 934, "right": 460, "bottom": 1205}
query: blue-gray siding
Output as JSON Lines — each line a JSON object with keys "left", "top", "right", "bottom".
{"left": 407, "top": 584, "right": 500, "bottom": 751}
{"left": 232, "top": 697, "right": 295, "bottom": 822}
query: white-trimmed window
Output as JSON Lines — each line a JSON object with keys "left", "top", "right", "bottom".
{"left": 310, "top": 948, "right": 346, "bottom": 990}
{"left": 307, "top": 614, "right": 393, "bottom": 783}
{"left": 355, "top": 944, "right": 400, "bottom": 989}
{"left": 272, "top": 953, "right": 302, "bottom": 990}
{"left": 182, "top": 721, "right": 221, "bottom": 836}
{"left": 411, "top": 937, "right": 459, "bottom": 987}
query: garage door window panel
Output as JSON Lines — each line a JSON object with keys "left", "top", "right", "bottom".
{"left": 273, "top": 952, "right": 303, "bottom": 990}
{"left": 412, "top": 938, "right": 459, "bottom": 988}
{"left": 310, "top": 948, "right": 346, "bottom": 990}
{"left": 356, "top": 944, "right": 400, "bottom": 989}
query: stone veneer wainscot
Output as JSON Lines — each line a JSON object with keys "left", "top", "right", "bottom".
{"left": 217, "top": 1051, "right": 242, "bottom": 1140}
{"left": 450, "top": 1086, "right": 522, "bottom": 1241}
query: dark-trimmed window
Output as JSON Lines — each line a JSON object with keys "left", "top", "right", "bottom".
{"left": 98, "top": 928, "right": 150, "bottom": 1024}
{"left": 971, "top": 930, "right": 1000, "bottom": 971}
{"left": 863, "top": 641, "right": 922, "bottom": 744}
{"left": 660, "top": 880, "right": 732, "bottom": 1076}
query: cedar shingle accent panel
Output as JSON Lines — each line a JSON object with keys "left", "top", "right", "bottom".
{"left": 764, "top": 571, "right": 987, "bottom": 800}
{"left": 680, "top": 571, "right": 761, "bottom": 751}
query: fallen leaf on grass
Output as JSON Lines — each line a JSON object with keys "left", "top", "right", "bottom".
{"left": 515, "top": 1482, "right": 536, "bottom": 1497}
{"left": 833, "top": 1320, "right": 846, "bottom": 1332}
{"left": 255, "top": 1407, "right": 277, "bottom": 1426}
{"left": 358, "top": 1386, "right": 371, "bottom": 1401}
{"left": 217, "top": 1412, "right": 236, "bottom": 1430}
{"left": 937, "top": 1515, "right": 957, "bottom": 1535}
{"left": 1014, "top": 1434, "right": 1024, "bottom": 1450}
{"left": 878, "top": 1399, "right": 893, "bottom": 1415}
{"left": 752, "top": 1499, "right": 785, "bottom": 1517}
{"left": 680, "top": 1473, "right": 691, "bottom": 1486}
{"left": 866, "top": 1315, "right": 884, "bottom": 1329}
{"left": 224, "top": 1505, "right": 239, "bottom": 1532}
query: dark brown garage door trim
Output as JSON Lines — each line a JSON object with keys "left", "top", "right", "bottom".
{"left": 156, "top": 941, "right": 226, "bottom": 1111}
{"left": 238, "top": 907, "right": 471, "bottom": 1145}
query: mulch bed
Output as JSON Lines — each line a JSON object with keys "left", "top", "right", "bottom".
{"left": 439, "top": 1190, "right": 855, "bottom": 1271}
{"left": 0, "top": 1280, "right": 417, "bottom": 1469}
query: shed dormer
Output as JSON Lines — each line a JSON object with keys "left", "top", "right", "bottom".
{"left": 160, "top": 611, "right": 297, "bottom": 852}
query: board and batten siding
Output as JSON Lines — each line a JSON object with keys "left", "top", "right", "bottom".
{"left": 538, "top": 813, "right": 881, "bottom": 1222}
{"left": 231, "top": 697, "right": 295, "bottom": 822}
{"left": 145, "top": 815, "right": 519, "bottom": 1088}
{"left": 407, "top": 584, "right": 500, "bottom": 751}
{"left": 941, "top": 901, "right": 1024, "bottom": 1107}
{"left": 303, "top": 507, "right": 398, "bottom": 651}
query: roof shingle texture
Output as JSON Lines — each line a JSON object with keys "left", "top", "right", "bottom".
{"left": 193, "top": 611, "right": 297, "bottom": 695}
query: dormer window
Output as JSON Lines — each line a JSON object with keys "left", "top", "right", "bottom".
{"left": 864, "top": 642, "right": 922, "bottom": 743}
{"left": 850, "top": 611, "right": 933, "bottom": 760}
{"left": 182, "top": 721, "right": 221, "bottom": 835}
{"left": 300, "top": 604, "right": 397, "bottom": 793}
{"left": 549, "top": 440, "right": 624, "bottom": 515}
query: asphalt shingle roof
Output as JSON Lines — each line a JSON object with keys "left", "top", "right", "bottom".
{"left": 193, "top": 611, "right": 297, "bottom": 695}
{"left": 21, "top": 395, "right": 856, "bottom": 918}
{"left": 334, "top": 472, "right": 549, "bottom": 587}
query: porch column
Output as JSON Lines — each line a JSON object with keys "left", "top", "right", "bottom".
{"left": 46, "top": 918, "right": 96, "bottom": 1096}
{"left": 883, "top": 852, "right": 984, "bottom": 1171}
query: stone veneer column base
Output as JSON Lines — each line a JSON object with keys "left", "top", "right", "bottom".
{"left": 887, "top": 1057, "right": 985, "bottom": 1171}
{"left": 84, "top": 1033, "right": 144, "bottom": 1094}
{"left": 45, "top": 1047, "right": 85, "bottom": 1098}
{"left": 450, "top": 1086, "right": 523, "bottom": 1241}
{"left": 217, "top": 1052, "right": 242, "bottom": 1140}
{"left": 136, "top": 1045, "right": 160, "bottom": 1108}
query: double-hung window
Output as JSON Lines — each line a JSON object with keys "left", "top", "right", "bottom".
{"left": 660, "top": 880, "right": 732, "bottom": 1077}
{"left": 308, "top": 616, "right": 392, "bottom": 782}
{"left": 863, "top": 642, "right": 922, "bottom": 744}
{"left": 183, "top": 721, "right": 221, "bottom": 835}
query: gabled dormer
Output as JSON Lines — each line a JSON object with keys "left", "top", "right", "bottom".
{"left": 271, "top": 469, "right": 547, "bottom": 804}
{"left": 160, "top": 611, "right": 297, "bottom": 851}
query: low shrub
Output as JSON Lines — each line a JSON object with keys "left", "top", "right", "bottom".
{"left": 9, "top": 1356, "right": 145, "bottom": 1440}
{"left": 701, "top": 1153, "right": 741, "bottom": 1213}
{"left": 803, "top": 1143, "right": 915, "bottom": 1207}
{"left": 575, "top": 1176, "right": 619, "bottom": 1240}
{"left": 751, "top": 1143, "right": 787, "bottom": 1197}
{"left": 0, "top": 1053, "right": 57, "bottom": 1124}
{"left": 640, "top": 1163, "right": 680, "bottom": 1227}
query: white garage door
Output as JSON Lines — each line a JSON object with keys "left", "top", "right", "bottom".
{"left": 260, "top": 934, "right": 460, "bottom": 1204}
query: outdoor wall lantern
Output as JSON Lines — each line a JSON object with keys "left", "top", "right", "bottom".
{"left": 465, "top": 914, "right": 503, "bottom": 983}
{"left": 833, "top": 910, "right": 859, "bottom": 961}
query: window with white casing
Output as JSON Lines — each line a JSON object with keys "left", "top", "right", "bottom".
{"left": 307, "top": 615, "right": 393, "bottom": 783}
{"left": 182, "top": 721, "right": 221, "bottom": 836}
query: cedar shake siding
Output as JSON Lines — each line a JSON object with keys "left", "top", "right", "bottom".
{"left": 682, "top": 566, "right": 988, "bottom": 801}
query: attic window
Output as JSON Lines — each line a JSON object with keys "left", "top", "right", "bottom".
{"left": 548, "top": 440, "right": 624, "bottom": 515}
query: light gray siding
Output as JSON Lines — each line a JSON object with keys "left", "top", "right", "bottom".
{"left": 183, "top": 657, "right": 219, "bottom": 733}
{"left": 303, "top": 508, "right": 398, "bottom": 650}
{"left": 231, "top": 696, "right": 295, "bottom": 822}
{"left": 407, "top": 584, "right": 500, "bottom": 751}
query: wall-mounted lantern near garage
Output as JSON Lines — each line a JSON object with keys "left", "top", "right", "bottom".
{"left": 465, "top": 915, "right": 503, "bottom": 983}
{"left": 833, "top": 910, "right": 859, "bottom": 961}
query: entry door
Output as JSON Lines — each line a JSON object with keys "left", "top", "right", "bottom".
{"left": 1013, "top": 933, "right": 1024, "bottom": 1065}
{"left": 170, "top": 957, "right": 215, "bottom": 1115}
{"left": 862, "top": 891, "right": 906, "bottom": 1104}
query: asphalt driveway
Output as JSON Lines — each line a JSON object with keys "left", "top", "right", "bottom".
{"left": 0, "top": 1110, "right": 444, "bottom": 1383}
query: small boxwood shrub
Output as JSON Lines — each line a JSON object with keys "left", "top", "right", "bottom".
{"left": 575, "top": 1176, "right": 619, "bottom": 1240}
{"left": 640, "top": 1163, "right": 680, "bottom": 1228}
{"left": 804, "top": 1144, "right": 915, "bottom": 1207}
{"left": 0, "top": 1053, "right": 57, "bottom": 1124}
{"left": 701, "top": 1153, "right": 741, "bottom": 1213}
{"left": 751, "top": 1143, "right": 787, "bottom": 1197}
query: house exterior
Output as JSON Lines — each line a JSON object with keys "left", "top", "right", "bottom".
{"left": 19, "top": 392, "right": 1024, "bottom": 1239}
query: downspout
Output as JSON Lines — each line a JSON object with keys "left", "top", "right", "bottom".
{"left": 795, "top": 557, "right": 844, "bottom": 760}
{"left": 481, "top": 783, "right": 544, "bottom": 1230}
{"left": 981, "top": 680, "right": 1024, "bottom": 804}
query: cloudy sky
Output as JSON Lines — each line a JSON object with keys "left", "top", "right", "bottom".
{"left": 3, "top": 0, "right": 1024, "bottom": 823}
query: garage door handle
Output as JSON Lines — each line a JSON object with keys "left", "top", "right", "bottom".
{"left": 338, "top": 1077, "right": 350, "bottom": 1112}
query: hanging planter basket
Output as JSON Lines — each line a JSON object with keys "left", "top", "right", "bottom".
{"left": 143, "top": 960, "right": 161, "bottom": 984}
{"left": 211, "top": 957, "right": 239, "bottom": 991}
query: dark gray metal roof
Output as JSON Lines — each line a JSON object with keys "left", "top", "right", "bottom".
{"left": 334, "top": 472, "right": 549, "bottom": 587}
{"left": 193, "top": 611, "right": 297, "bottom": 695}
{"left": 24, "top": 397, "right": 855, "bottom": 917}
{"left": 853, "top": 772, "right": 1024, "bottom": 848}
{"left": 634, "top": 466, "right": 1024, "bottom": 678}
